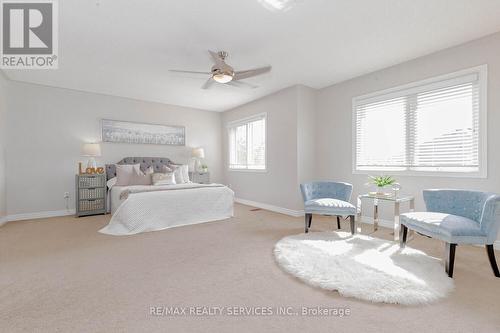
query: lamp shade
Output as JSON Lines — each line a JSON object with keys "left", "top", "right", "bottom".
{"left": 192, "top": 147, "right": 205, "bottom": 158}
{"left": 82, "top": 143, "right": 102, "bottom": 157}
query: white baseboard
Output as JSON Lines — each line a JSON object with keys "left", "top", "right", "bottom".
{"left": 235, "top": 198, "right": 304, "bottom": 217}
{"left": 2, "top": 205, "right": 499, "bottom": 249}
{"left": 5, "top": 209, "right": 75, "bottom": 222}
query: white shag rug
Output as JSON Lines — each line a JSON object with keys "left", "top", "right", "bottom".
{"left": 274, "top": 231, "right": 454, "bottom": 305}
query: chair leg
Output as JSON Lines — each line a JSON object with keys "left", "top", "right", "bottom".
{"left": 305, "top": 213, "right": 312, "bottom": 233}
{"left": 486, "top": 244, "right": 500, "bottom": 278}
{"left": 399, "top": 225, "right": 408, "bottom": 248}
{"left": 349, "top": 215, "right": 355, "bottom": 235}
{"left": 337, "top": 216, "right": 341, "bottom": 230}
{"left": 445, "top": 243, "right": 457, "bottom": 278}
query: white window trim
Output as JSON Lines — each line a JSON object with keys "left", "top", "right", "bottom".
{"left": 351, "top": 65, "right": 487, "bottom": 178}
{"left": 226, "top": 112, "right": 268, "bottom": 173}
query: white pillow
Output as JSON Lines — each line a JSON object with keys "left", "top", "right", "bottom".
{"left": 173, "top": 164, "right": 190, "bottom": 183}
{"left": 171, "top": 165, "right": 186, "bottom": 184}
{"left": 152, "top": 172, "right": 176, "bottom": 186}
{"left": 181, "top": 165, "right": 190, "bottom": 183}
{"left": 107, "top": 177, "right": 117, "bottom": 189}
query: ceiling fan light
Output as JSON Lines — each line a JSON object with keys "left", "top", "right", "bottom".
{"left": 213, "top": 73, "right": 233, "bottom": 83}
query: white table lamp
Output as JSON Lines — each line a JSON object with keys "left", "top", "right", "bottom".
{"left": 192, "top": 147, "right": 205, "bottom": 172}
{"left": 82, "top": 143, "right": 101, "bottom": 169}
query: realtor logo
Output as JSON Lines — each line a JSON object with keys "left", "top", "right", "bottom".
{"left": 1, "top": 0, "right": 58, "bottom": 69}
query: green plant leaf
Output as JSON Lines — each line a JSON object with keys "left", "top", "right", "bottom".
{"left": 369, "top": 175, "right": 396, "bottom": 187}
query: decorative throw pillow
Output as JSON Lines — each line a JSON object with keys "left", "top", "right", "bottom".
{"left": 107, "top": 177, "right": 117, "bottom": 189}
{"left": 129, "top": 166, "right": 154, "bottom": 185}
{"left": 181, "top": 165, "right": 190, "bottom": 183}
{"left": 171, "top": 164, "right": 190, "bottom": 184}
{"left": 152, "top": 172, "right": 176, "bottom": 186}
{"left": 115, "top": 164, "right": 141, "bottom": 186}
{"left": 170, "top": 165, "right": 184, "bottom": 184}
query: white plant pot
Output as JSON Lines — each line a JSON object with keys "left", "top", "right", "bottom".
{"left": 375, "top": 185, "right": 391, "bottom": 195}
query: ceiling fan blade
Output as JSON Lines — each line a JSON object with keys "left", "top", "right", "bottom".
{"left": 234, "top": 66, "right": 271, "bottom": 80}
{"left": 227, "top": 80, "right": 258, "bottom": 89}
{"left": 201, "top": 77, "right": 214, "bottom": 90}
{"left": 169, "top": 69, "right": 211, "bottom": 75}
{"left": 208, "top": 50, "right": 224, "bottom": 65}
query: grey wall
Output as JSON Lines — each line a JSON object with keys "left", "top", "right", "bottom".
{"left": 222, "top": 86, "right": 299, "bottom": 210}
{"left": 221, "top": 85, "right": 317, "bottom": 212}
{"left": 5, "top": 81, "right": 222, "bottom": 215}
{"left": 297, "top": 85, "right": 317, "bottom": 186}
{"left": 0, "top": 73, "right": 7, "bottom": 220}
{"left": 3, "top": 31, "right": 500, "bottom": 229}
{"left": 316, "top": 32, "right": 500, "bottom": 225}
{"left": 220, "top": 31, "right": 500, "bottom": 238}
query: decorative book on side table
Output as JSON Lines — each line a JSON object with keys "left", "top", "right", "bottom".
{"left": 75, "top": 174, "right": 106, "bottom": 217}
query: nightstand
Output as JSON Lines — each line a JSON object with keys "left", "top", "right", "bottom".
{"left": 75, "top": 174, "right": 106, "bottom": 217}
{"left": 189, "top": 171, "right": 210, "bottom": 184}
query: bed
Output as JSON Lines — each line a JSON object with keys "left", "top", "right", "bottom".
{"left": 99, "top": 157, "right": 234, "bottom": 236}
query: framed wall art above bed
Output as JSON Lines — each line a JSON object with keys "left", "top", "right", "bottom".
{"left": 101, "top": 119, "right": 185, "bottom": 146}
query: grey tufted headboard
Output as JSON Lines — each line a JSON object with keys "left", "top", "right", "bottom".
{"left": 105, "top": 157, "right": 174, "bottom": 179}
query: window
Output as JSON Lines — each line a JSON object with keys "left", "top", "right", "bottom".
{"left": 353, "top": 65, "right": 487, "bottom": 177}
{"left": 228, "top": 113, "right": 266, "bottom": 170}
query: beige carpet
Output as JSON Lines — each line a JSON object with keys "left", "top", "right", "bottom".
{"left": 1, "top": 204, "right": 499, "bottom": 333}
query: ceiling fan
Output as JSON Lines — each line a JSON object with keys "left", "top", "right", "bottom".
{"left": 169, "top": 50, "right": 271, "bottom": 89}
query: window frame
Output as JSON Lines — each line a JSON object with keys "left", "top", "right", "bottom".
{"left": 227, "top": 112, "right": 268, "bottom": 172}
{"left": 352, "top": 65, "right": 487, "bottom": 178}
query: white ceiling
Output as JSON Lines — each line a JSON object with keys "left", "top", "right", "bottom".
{"left": 4, "top": 0, "right": 500, "bottom": 111}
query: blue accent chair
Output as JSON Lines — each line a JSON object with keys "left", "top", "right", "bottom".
{"left": 300, "top": 181, "right": 357, "bottom": 234}
{"left": 400, "top": 189, "right": 500, "bottom": 278}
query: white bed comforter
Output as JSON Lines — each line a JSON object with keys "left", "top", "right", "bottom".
{"left": 99, "top": 183, "right": 234, "bottom": 236}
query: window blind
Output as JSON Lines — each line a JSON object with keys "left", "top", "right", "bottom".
{"left": 355, "top": 96, "right": 407, "bottom": 170}
{"left": 228, "top": 114, "right": 266, "bottom": 170}
{"left": 354, "top": 69, "right": 483, "bottom": 175}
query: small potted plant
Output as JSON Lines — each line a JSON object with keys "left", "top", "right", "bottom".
{"left": 368, "top": 175, "right": 397, "bottom": 196}
{"left": 201, "top": 164, "right": 208, "bottom": 173}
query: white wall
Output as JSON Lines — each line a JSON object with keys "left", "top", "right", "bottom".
{"left": 0, "top": 73, "right": 7, "bottom": 221}
{"left": 5, "top": 81, "right": 222, "bottom": 215}
{"left": 222, "top": 85, "right": 317, "bottom": 212}
{"left": 316, "top": 32, "right": 500, "bottom": 228}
